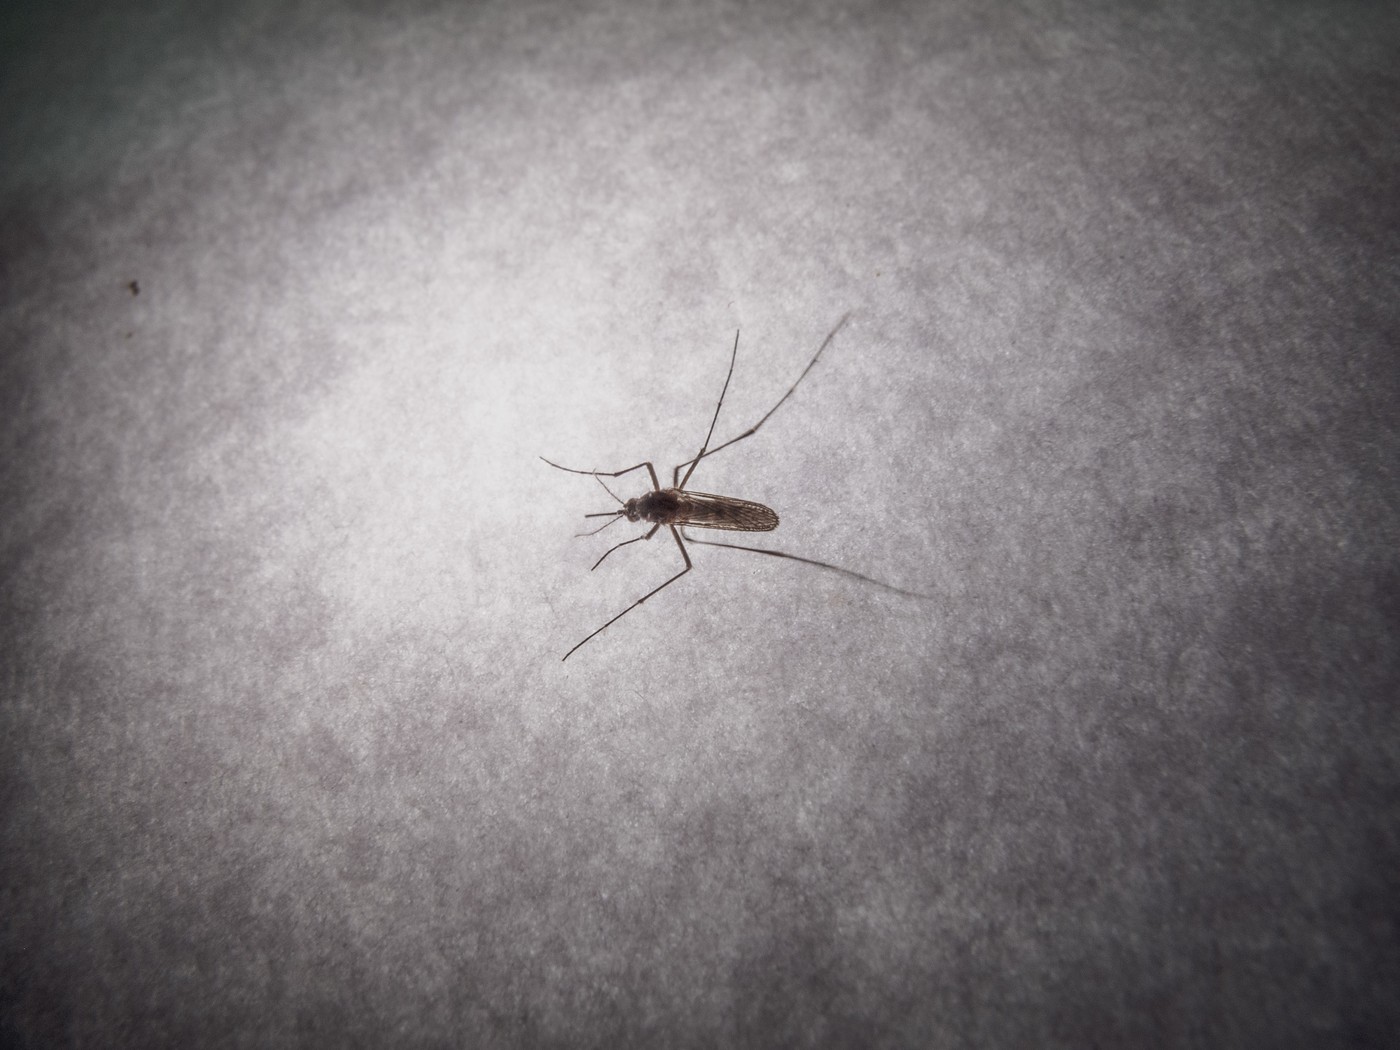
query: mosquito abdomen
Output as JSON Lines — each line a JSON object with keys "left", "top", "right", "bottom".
{"left": 677, "top": 492, "right": 779, "bottom": 532}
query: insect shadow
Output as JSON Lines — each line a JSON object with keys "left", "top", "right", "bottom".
{"left": 542, "top": 313, "right": 929, "bottom": 661}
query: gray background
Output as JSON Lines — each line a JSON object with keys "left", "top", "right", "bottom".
{"left": 3, "top": 0, "right": 1398, "bottom": 1046}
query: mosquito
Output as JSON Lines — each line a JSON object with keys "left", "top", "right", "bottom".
{"left": 542, "top": 313, "right": 928, "bottom": 661}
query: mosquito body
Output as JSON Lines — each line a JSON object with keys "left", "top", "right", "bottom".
{"left": 543, "top": 313, "right": 926, "bottom": 661}
{"left": 621, "top": 488, "right": 778, "bottom": 532}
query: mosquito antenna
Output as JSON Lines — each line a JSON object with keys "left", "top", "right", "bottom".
{"left": 592, "top": 474, "right": 625, "bottom": 506}
{"left": 676, "top": 329, "right": 739, "bottom": 492}
{"left": 576, "top": 512, "right": 624, "bottom": 538}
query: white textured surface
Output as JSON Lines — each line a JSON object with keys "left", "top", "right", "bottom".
{"left": 3, "top": 0, "right": 1398, "bottom": 1046}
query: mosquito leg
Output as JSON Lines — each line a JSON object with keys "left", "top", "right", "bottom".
{"left": 541, "top": 457, "right": 662, "bottom": 493}
{"left": 592, "top": 523, "right": 659, "bottom": 571}
{"left": 681, "top": 531, "right": 930, "bottom": 598}
{"left": 675, "top": 330, "right": 740, "bottom": 492}
{"left": 563, "top": 526, "right": 692, "bottom": 661}
{"left": 672, "top": 312, "right": 851, "bottom": 487}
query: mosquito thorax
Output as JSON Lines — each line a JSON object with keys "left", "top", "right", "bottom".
{"left": 627, "top": 489, "right": 682, "bottom": 523}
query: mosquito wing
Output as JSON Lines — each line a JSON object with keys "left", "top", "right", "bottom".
{"left": 675, "top": 491, "right": 779, "bottom": 532}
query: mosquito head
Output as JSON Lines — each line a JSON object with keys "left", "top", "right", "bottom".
{"left": 622, "top": 498, "right": 642, "bottom": 523}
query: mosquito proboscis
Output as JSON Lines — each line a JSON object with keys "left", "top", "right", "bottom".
{"left": 542, "top": 313, "right": 929, "bottom": 661}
